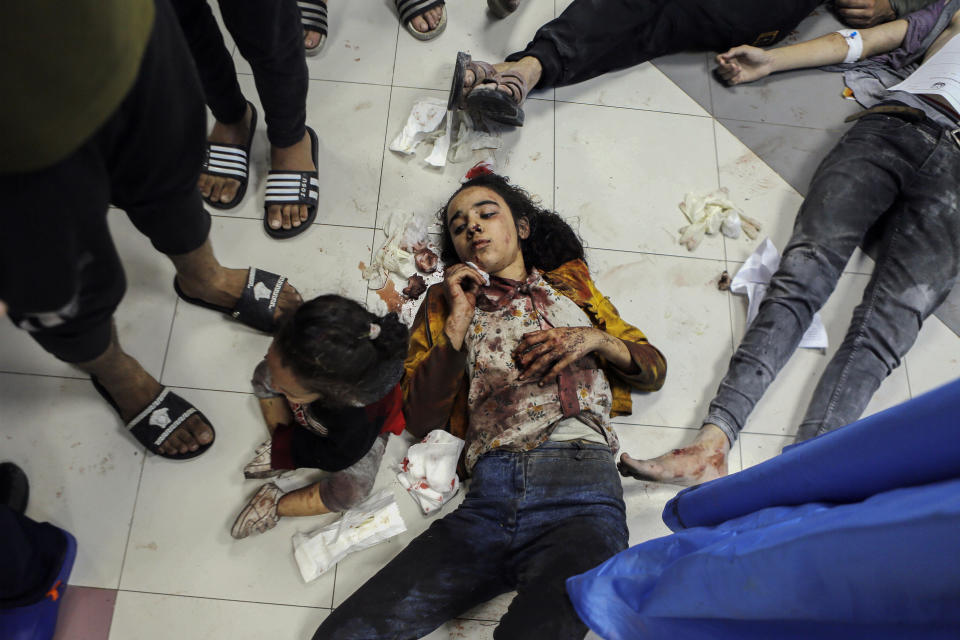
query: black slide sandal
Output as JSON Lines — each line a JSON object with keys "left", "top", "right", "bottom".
{"left": 201, "top": 101, "right": 258, "bottom": 210}
{"left": 263, "top": 126, "right": 319, "bottom": 240}
{"left": 91, "top": 377, "right": 215, "bottom": 461}
{"left": 174, "top": 267, "right": 289, "bottom": 333}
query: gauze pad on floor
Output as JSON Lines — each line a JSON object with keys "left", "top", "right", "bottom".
{"left": 292, "top": 489, "right": 406, "bottom": 583}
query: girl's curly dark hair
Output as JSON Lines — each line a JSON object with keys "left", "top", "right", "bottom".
{"left": 274, "top": 295, "right": 408, "bottom": 406}
{"left": 437, "top": 173, "right": 586, "bottom": 272}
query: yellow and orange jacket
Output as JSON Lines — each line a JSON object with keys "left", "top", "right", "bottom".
{"left": 402, "top": 259, "right": 667, "bottom": 443}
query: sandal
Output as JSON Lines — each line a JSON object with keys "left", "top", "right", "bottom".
{"left": 201, "top": 101, "right": 258, "bottom": 210}
{"left": 231, "top": 482, "right": 283, "bottom": 539}
{"left": 174, "top": 267, "right": 292, "bottom": 333}
{"left": 487, "top": 0, "right": 520, "bottom": 18}
{"left": 263, "top": 126, "right": 320, "bottom": 240}
{"left": 297, "top": 0, "right": 327, "bottom": 56}
{"left": 91, "top": 378, "right": 215, "bottom": 461}
{"left": 396, "top": 0, "right": 447, "bottom": 41}
{"left": 449, "top": 51, "right": 500, "bottom": 111}
{"left": 244, "top": 439, "right": 283, "bottom": 479}
{"left": 465, "top": 67, "right": 530, "bottom": 127}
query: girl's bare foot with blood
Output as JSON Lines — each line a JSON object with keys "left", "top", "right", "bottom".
{"left": 618, "top": 424, "right": 730, "bottom": 486}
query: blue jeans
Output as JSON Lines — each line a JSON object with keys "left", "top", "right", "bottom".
{"left": 314, "top": 441, "right": 628, "bottom": 640}
{"left": 707, "top": 108, "right": 960, "bottom": 443}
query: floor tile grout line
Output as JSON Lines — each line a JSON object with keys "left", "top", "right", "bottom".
{"left": 706, "top": 52, "right": 716, "bottom": 114}
{"left": 369, "top": 20, "right": 402, "bottom": 235}
{"left": 235, "top": 71, "right": 395, "bottom": 92}
{"left": 715, "top": 116, "right": 836, "bottom": 132}
{"left": 0, "top": 369, "right": 88, "bottom": 382}
{"left": 586, "top": 245, "right": 727, "bottom": 264}
{"left": 206, "top": 214, "right": 383, "bottom": 233}
{"left": 902, "top": 357, "right": 915, "bottom": 399}
{"left": 115, "top": 586, "right": 505, "bottom": 624}
{"left": 711, "top": 117, "right": 728, "bottom": 265}
{"left": 114, "top": 454, "right": 148, "bottom": 594}
{"left": 157, "top": 298, "right": 180, "bottom": 383}
{"left": 115, "top": 588, "right": 334, "bottom": 612}
{"left": 552, "top": 98, "right": 713, "bottom": 119}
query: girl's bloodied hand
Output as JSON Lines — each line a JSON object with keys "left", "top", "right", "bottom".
{"left": 513, "top": 326, "right": 604, "bottom": 385}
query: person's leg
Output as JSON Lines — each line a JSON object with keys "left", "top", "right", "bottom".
{"left": 619, "top": 114, "right": 922, "bottom": 484}
{"left": 233, "top": 433, "right": 388, "bottom": 539}
{"left": 0, "top": 125, "right": 212, "bottom": 457}
{"left": 314, "top": 453, "right": 520, "bottom": 639}
{"left": 488, "top": 0, "right": 821, "bottom": 92}
{"left": 169, "top": 0, "right": 253, "bottom": 208}
{"left": 797, "top": 127, "right": 960, "bottom": 440}
{"left": 219, "top": 0, "right": 315, "bottom": 232}
{"left": 497, "top": 442, "right": 628, "bottom": 639}
{"left": 107, "top": 0, "right": 300, "bottom": 318}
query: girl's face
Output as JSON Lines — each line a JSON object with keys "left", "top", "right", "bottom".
{"left": 265, "top": 341, "right": 321, "bottom": 405}
{"left": 445, "top": 186, "right": 529, "bottom": 278}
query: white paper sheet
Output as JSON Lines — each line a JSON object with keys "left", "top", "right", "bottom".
{"left": 731, "top": 238, "right": 828, "bottom": 350}
{"left": 889, "top": 33, "right": 960, "bottom": 115}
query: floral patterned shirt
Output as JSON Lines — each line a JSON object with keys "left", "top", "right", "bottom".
{"left": 462, "top": 270, "right": 618, "bottom": 471}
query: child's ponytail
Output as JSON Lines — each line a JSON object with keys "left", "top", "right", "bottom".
{"left": 274, "top": 295, "right": 409, "bottom": 406}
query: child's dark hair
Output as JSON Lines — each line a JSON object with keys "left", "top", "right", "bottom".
{"left": 274, "top": 295, "right": 408, "bottom": 406}
{"left": 437, "top": 173, "right": 586, "bottom": 272}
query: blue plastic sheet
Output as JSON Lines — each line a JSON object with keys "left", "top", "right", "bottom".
{"left": 664, "top": 377, "right": 960, "bottom": 531}
{"left": 567, "top": 379, "right": 960, "bottom": 639}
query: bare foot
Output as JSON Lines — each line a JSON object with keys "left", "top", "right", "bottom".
{"left": 198, "top": 103, "right": 253, "bottom": 207}
{"left": 463, "top": 56, "right": 542, "bottom": 99}
{"left": 410, "top": 6, "right": 444, "bottom": 34}
{"left": 175, "top": 266, "right": 302, "bottom": 322}
{"left": 80, "top": 339, "right": 213, "bottom": 456}
{"left": 267, "top": 131, "right": 317, "bottom": 231}
{"left": 618, "top": 424, "right": 730, "bottom": 486}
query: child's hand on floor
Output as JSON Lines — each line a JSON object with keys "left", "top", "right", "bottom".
{"left": 715, "top": 46, "right": 774, "bottom": 86}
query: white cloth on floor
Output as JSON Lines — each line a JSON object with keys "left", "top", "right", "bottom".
{"left": 731, "top": 237, "right": 828, "bottom": 350}
{"left": 396, "top": 430, "right": 465, "bottom": 515}
{"left": 389, "top": 97, "right": 447, "bottom": 155}
{"left": 291, "top": 489, "right": 407, "bottom": 583}
{"left": 389, "top": 99, "right": 500, "bottom": 167}
{"left": 677, "top": 189, "right": 761, "bottom": 251}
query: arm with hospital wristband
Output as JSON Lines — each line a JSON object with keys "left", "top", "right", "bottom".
{"left": 714, "top": 19, "right": 910, "bottom": 86}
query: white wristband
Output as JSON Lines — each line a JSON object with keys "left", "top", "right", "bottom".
{"left": 836, "top": 29, "right": 864, "bottom": 64}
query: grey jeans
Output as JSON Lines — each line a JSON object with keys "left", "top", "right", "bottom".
{"left": 706, "top": 109, "right": 960, "bottom": 444}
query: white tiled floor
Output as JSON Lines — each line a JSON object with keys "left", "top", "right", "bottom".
{"left": 5, "top": 2, "right": 960, "bottom": 639}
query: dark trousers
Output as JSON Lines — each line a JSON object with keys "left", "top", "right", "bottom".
{"left": 170, "top": 0, "right": 308, "bottom": 148}
{"left": 0, "top": 507, "right": 65, "bottom": 608}
{"left": 706, "top": 108, "right": 960, "bottom": 443}
{"left": 508, "top": 0, "right": 821, "bottom": 89}
{"left": 314, "top": 442, "right": 628, "bottom": 640}
{"left": 0, "top": 0, "right": 210, "bottom": 363}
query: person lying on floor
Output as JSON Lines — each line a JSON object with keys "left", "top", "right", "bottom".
{"left": 450, "top": 0, "right": 937, "bottom": 126}
{"left": 312, "top": 171, "right": 666, "bottom": 640}
{"left": 230, "top": 295, "right": 408, "bottom": 538}
{"left": 619, "top": 0, "right": 960, "bottom": 486}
